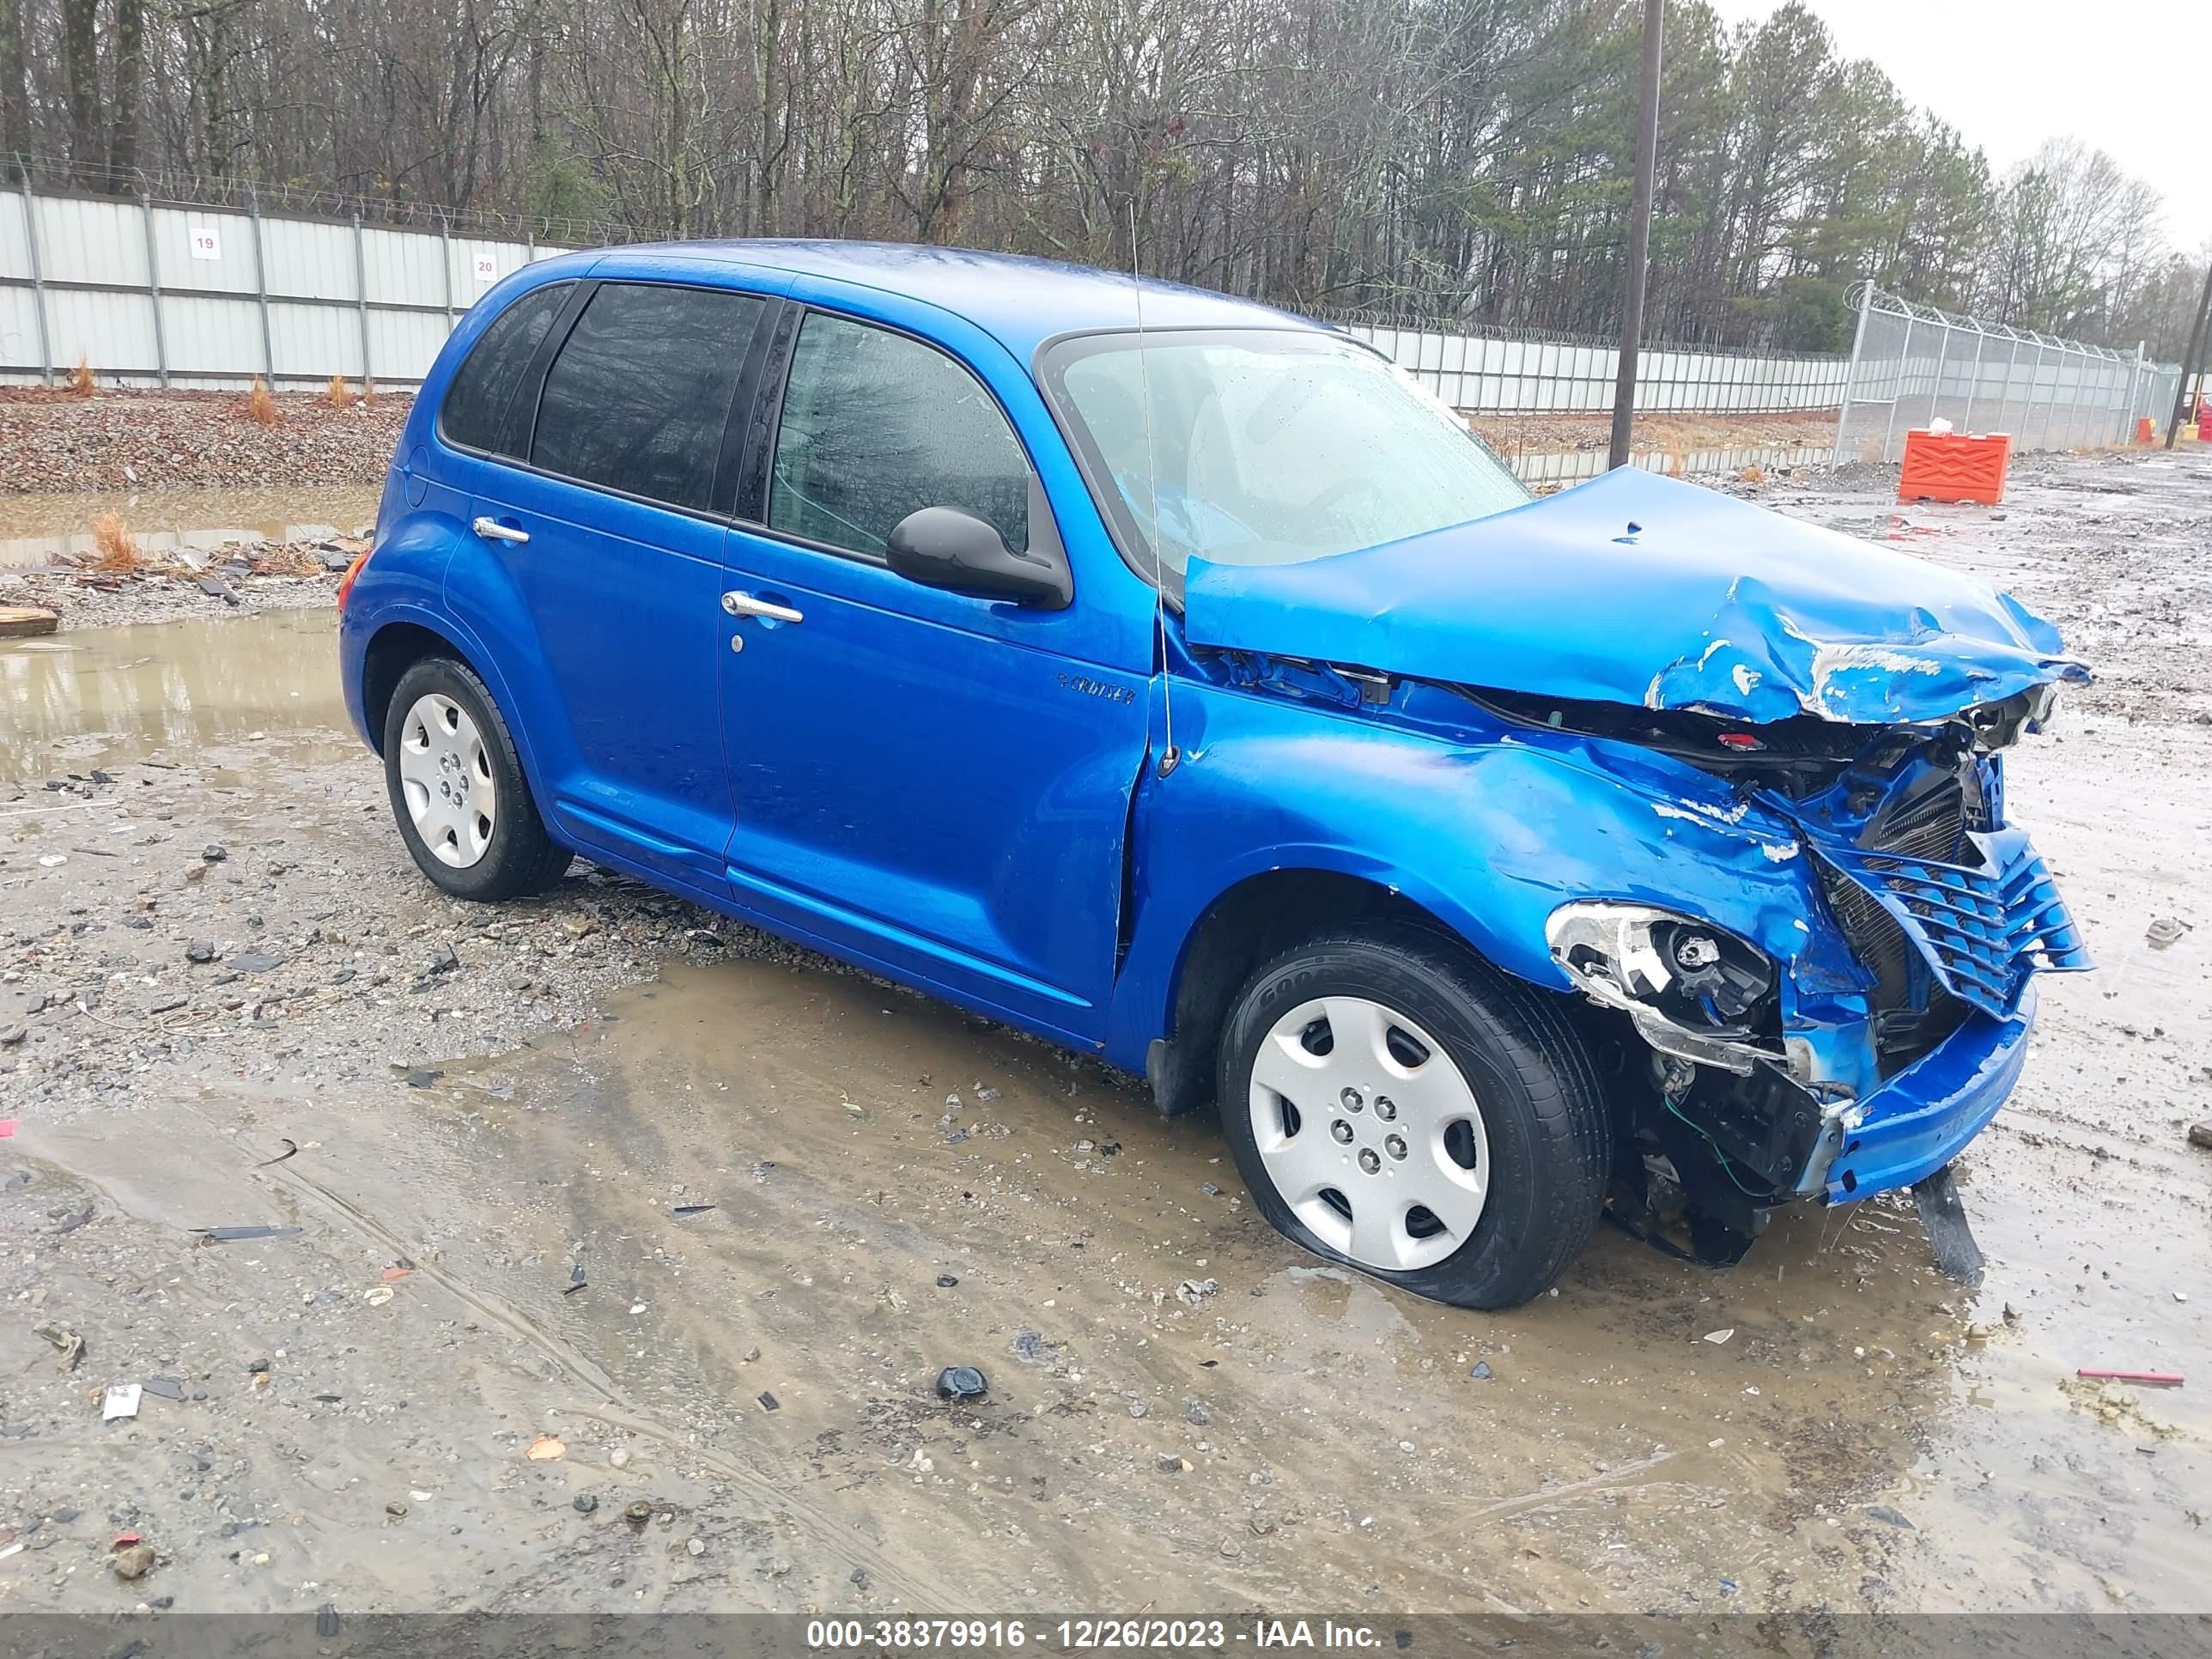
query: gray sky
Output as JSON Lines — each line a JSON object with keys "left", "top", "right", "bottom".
{"left": 1707, "top": 1, "right": 2212, "bottom": 250}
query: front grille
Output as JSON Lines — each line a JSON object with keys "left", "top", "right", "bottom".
{"left": 1815, "top": 775, "right": 1967, "bottom": 1035}
{"left": 1819, "top": 827, "right": 2092, "bottom": 1018}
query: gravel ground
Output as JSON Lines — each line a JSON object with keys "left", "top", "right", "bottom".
{"left": 0, "top": 445, "right": 2203, "bottom": 1624}
{"left": 0, "top": 388, "right": 409, "bottom": 494}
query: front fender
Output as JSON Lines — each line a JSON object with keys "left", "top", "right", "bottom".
{"left": 1104, "top": 679, "right": 1843, "bottom": 1073}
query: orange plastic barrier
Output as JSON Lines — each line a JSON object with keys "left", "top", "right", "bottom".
{"left": 1899, "top": 429, "right": 2011, "bottom": 506}
{"left": 2137, "top": 416, "right": 2156, "bottom": 444}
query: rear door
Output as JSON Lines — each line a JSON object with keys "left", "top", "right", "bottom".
{"left": 465, "top": 280, "right": 769, "bottom": 885}
{"left": 716, "top": 302, "right": 1151, "bottom": 1043}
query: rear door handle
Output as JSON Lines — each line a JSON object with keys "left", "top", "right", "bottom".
{"left": 721, "top": 590, "right": 804, "bottom": 623}
{"left": 472, "top": 516, "right": 530, "bottom": 544}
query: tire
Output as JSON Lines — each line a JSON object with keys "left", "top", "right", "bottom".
{"left": 1217, "top": 925, "right": 1609, "bottom": 1309}
{"left": 381, "top": 657, "right": 572, "bottom": 902}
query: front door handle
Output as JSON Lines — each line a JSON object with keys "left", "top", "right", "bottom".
{"left": 721, "top": 590, "right": 804, "bottom": 623}
{"left": 472, "top": 516, "right": 530, "bottom": 544}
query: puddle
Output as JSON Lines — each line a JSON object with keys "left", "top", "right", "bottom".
{"left": 0, "top": 484, "right": 380, "bottom": 568}
{"left": 0, "top": 606, "right": 352, "bottom": 781}
{"left": 250, "top": 953, "right": 1976, "bottom": 1610}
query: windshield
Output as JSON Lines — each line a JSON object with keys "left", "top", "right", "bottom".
{"left": 1039, "top": 328, "right": 1528, "bottom": 580}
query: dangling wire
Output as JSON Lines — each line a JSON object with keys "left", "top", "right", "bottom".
{"left": 1128, "top": 199, "right": 1179, "bottom": 777}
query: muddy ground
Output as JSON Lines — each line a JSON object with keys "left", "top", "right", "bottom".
{"left": 0, "top": 448, "right": 2205, "bottom": 1626}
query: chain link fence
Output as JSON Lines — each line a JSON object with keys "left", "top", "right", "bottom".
{"left": 1832, "top": 283, "right": 2179, "bottom": 466}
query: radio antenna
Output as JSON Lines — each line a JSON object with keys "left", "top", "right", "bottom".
{"left": 1128, "top": 200, "right": 1179, "bottom": 777}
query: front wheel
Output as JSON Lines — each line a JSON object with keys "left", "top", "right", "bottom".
{"left": 1218, "top": 926, "right": 1610, "bottom": 1309}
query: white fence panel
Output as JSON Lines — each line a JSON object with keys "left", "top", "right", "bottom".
{"left": 1340, "top": 319, "right": 1849, "bottom": 414}
{"left": 2, "top": 185, "right": 561, "bottom": 389}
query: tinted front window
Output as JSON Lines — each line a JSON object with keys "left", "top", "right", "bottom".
{"left": 440, "top": 282, "right": 571, "bottom": 454}
{"left": 531, "top": 283, "right": 765, "bottom": 512}
{"left": 768, "top": 312, "right": 1029, "bottom": 557}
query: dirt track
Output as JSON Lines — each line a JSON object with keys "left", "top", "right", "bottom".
{"left": 0, "top": 448, "right": 2205, "bottom": 1622}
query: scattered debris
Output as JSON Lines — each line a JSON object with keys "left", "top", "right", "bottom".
{"left": 935, "top": 1365, "right": 988, "bottom": 1402}
{"left": 142, "top": 1376, "right": 183, "bottom": 1401}
{"left": 564, "top": 1264, "right": 587, "bottom": 1294}
{"left": 757, "top": 1391, "right": 781, "bottom": 1413}
{"left": 1703, "top": 1329, "right": 1735, "bottom": 1345}
{"left": 101, "top": 1382, "right": 143, "bottom": 1421}
{"left": 1470, "top": 1361, "right": 1493, "bottom": 1381}
{"left": 1200, "top": 1182, "right": 1224, "bottom": 1197}
{"left": 623, "top": 1502, "right": 653, "bottom": 1527}
{"left": 1176, "top": 1277, "right": 1220, "bottom": 1305}
{"left": 112, "top": 1543, "right": 158, "bottom": 1581}
{"left": 0, "top": 605, "right": 60, "bottom": 639}
{"left": 935, "top": 1273, "right": 959, "bottom": 1288}
{"left": 363, "top": 1285, "right": 395, "bottom": 1307}
{"left": 256, "top": 1138, "right": 299, "bottom": 1166}
{"left": 2190, "top": 1121, "right": 2212, "bottom": 1152}
{"left": 573, "top": 1493, "right": 598, "bottom": 1515}
{"left": 526, "top": 1434, "right": 567, "bottom": 1461}
{"left": 1866, "top": 1504, "right": 1915, "bottom": 1529}
{"left": 195, "top": 1224, "right": 302, "bottom": 1242}
{"left": 672, "top": 1203, "right": 716, "bottom": 1217}
{"left": 2145, "top": 916, "right": 2190, "bottom": 948}
{"left": 380, "top": 1265, "right": 414, "bottom": 1282}
{"left": 2076, "top": 1369, "right": 2183, "bottom": 1388}
{"left": 405, "top": 1070, "right": 441, "bottom": 1090}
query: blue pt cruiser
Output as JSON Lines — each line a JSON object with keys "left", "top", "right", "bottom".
{"left": 339, "top": 241, "right": 2090, "bottom": 1308}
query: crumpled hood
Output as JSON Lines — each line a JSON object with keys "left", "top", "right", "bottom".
{"left": 1182, "top": 467, "right": 2088, "bottom": 725}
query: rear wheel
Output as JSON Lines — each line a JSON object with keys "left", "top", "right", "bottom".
{"left": 1218, "top": 926, "right": 1609, "bottom": 1309}
{"left": 382, "top": 657, "right": 570, "bottom": 901}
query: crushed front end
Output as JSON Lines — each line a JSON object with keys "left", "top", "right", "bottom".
{"left": 1486, "top": 684, "right": 2092, "bottom": 1261}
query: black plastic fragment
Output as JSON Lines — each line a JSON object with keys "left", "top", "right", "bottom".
{"left": 1912, "top": 1164, "right": 1984, "bottom": 1286}
{"left": 935, "top": 1365, "right": 988, "bottom": 1402}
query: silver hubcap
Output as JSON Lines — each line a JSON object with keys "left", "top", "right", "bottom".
{"left": 1248, "top": 996, "right": 1490, "bottom": 1273}
{"left": 397, "top": 693, "right": 497, "bottom": 868}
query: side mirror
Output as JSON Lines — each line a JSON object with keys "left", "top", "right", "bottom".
{"left": 884, "top": 507, "right": 1072, "bottom": 610}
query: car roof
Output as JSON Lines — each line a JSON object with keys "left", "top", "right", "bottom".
{"left": 582, "top": 240, "right": 1330, "bottom": 361}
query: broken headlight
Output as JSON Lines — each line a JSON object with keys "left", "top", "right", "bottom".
{"left": 1545, "top": 902, "right": 1778, "bottom": 1073}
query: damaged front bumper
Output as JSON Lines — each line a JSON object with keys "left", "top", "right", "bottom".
{"left": 1818, "top": 992, "right": 2033, "bottom": 1202}
{"left": 1541, "top": 737, "right": 2087, "bottom": 1214}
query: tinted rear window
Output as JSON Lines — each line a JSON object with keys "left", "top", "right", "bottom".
{"left": 440, "top": 282, "right": 572, "bottom": 454}
{"left": 530, "top": 283, "right": 766, "bottom": 513}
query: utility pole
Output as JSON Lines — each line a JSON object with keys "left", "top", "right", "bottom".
{"left": 1608, "top": 0, "right": 1664, "bottom": 471}
{"left": 2166, "top": 256, "right": 2212, "bottom": 449}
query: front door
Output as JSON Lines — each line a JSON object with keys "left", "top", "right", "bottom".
{"left": 718, "top": 306, "right": 1149, "bottom": 1044}
{"left": 470, "top": 280, "right": 768, "bottom": 885}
